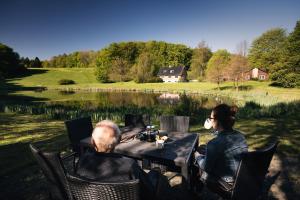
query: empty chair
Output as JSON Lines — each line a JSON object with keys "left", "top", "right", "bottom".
{"left": 29, "top": 144, "right": 142, "bottom": 200}
{"left": 159, "top": 116, "right": 189, "bottom": 132}
{"left": 125, "top": 114, "right": 147, "bottom": 128}
{"left": 64, "top": 116, "right": 93, "bottom": 154}
{"left": 205, "top": 141, "right": 279, "bottom": 200}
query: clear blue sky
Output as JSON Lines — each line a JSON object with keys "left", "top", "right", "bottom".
{"left": 1, "top": 0, "right": 299, "bottom": 60}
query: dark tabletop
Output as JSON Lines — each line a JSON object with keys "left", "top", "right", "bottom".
{"left": 80, "top": 131, "right": 199, "bottom": 168}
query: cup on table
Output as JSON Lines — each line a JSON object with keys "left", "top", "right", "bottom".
{"left": 156, "top": 139, "right": 164, "bottom": 149}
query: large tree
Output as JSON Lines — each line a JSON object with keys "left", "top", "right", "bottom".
{"left": 32, "top": 57, "right": 42, "bottom": 68}
{"left": 190, "top": 41, "right": 212, "bottom": 80}
{"left": 248, "top": 28, "right": 287, "bottom": 72}
{"left": 271, "top": 21, "right": 300, "bottom": 88}
{"left": 0, "top": 43, "right": 26, "bottom": 78}
{"left": 205, "top": 49, "right": 231, "bottom": 89}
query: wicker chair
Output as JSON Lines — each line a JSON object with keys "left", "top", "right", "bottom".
{"left": 29, "top": 144, "right": 72, "bottom": 200}
{"left": 159, "top": 116, "right": 189, "bottom": 132}
{"left": 205, "top": 141, "right": 279, "bottom": 200}
{"left": 29, "top": 144, "right": 142, "bottom": 200}
{"left": 67, "top": 174, "right": 140, "bottom": 200}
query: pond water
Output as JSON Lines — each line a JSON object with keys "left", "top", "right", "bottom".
{"left": 0, "top": 90, "right": 236, "bottom": 124}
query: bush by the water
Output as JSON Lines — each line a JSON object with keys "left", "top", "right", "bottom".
{"left": 58, "top": 79, "right": 75, "bottom": 85}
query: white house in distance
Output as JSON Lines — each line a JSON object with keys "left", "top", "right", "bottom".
{"left": 157, "top": 66, "right": 187, "bottom": 83}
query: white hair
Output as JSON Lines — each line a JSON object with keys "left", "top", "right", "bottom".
{"left": 92, "top": 120, "right": 121, "bottom": 152}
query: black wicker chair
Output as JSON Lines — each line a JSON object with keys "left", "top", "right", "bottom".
{"left": 29, "top": 144, "right": 142, "bottom": 200}
{"left": 159, "top": 116, "right": 189, "bottom": 132}
{"left": 29, "top": 144, "right": 72, "bottom": 200}
{"left": 205, "top": 141, "right": 279, "bottom": 200}
{"left": 67, "top": 174, "right": 140, "bottom": 200}
{"left": 64, "top": 116, "right": 93, "bottom": 154}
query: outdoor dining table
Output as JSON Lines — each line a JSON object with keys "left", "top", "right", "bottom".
{"left": 80, "top": 130, "right": 199, "bottom": 188}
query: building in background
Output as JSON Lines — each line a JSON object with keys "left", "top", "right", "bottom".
{"left": 243, "top": 68, "right": 269, "bottom": 80}
{"left": 157, "top": 66, "right": 187, "bottom": 83}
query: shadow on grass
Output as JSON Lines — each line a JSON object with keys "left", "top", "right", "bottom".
{"left": 0, "top": 69, "right": 50, "bottom": 103}
{"left": 236, "top": 116, "right": 300, "bottom": 200}
{"left": 0, "top": 114, "right": 68, "bottom": 200}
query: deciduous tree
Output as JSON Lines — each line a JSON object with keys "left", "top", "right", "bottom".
{"left": 271, "top": 21, "right": 300, "bottom": 87}
{"left": 248, "top": 28, "right": 287, "bottom": 72}
{"left": 190, "top": 41, "right": 212, "bottom": 80}
{"left": 206, "top": 49, "right": 231, "bottom": 89}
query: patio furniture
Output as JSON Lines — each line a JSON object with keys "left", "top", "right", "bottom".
{"left": 159, "top": 116, "right": 190, "bottom": 132}
{"left": 125, "top": 114, "right": 147, "bottom": 128}
{"left": 80, "top": 132, "right": 199, "bottom": 189}
{"left": 29, "top": 144, "right": 142, "bottom": 200}
{"left": 205, "top": 141, "right": 279, "bottom": 200}
{"left": 29, "top": 144, "right": 72, "bottom": 200}
{"left": 65, "top": 116, "right": 93, "bottom": 153}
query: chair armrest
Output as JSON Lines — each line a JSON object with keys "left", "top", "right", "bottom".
{"left": 61, "top": 152, "right": 77, "bottom": 160}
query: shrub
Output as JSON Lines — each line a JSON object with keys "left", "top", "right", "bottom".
{"left": 147, "top": 77, "right": 163, "bottom": 83}
{"left": 58, "top": 79, "right": 75, "bottom": 85}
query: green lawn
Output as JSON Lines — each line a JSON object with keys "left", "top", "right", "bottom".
{"left": 1, "top": 68, "right": 300, "bottom": 199}
{"left": 2, "top": 68, "right": 300, "bottom": 106}
{"left": 0, "top": 112, "right": 299, "bottom": 199}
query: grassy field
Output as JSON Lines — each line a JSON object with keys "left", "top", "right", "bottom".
{"left": 2, "top": 68, "right": 300, "bottom": 105}
{"left": 0, "top": 112, "right": 299, "bottom": 199}
{"left": 1, "top": 68, "right": 299, "bottom": 199}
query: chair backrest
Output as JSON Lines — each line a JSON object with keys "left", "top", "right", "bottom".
{"left": 67, "top": 174, "right": 140, "bottom": 200}
{"left": 125, "top": 114, "right": 146, "bottom": 128}
{"left": 29, "top": 144, "right": 73, "bottom": 200}
{"left": 159, "top": 116, "right": 189, "bottom": 132}
{"left": 231, "top": 141, "right": 279, "bottom": 200}
{"left": 65, "top": 116, "right": 93, "bottom": 153}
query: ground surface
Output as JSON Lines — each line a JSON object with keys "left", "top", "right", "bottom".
{"left": 0, "top": 112, "right": 299, "bottom": 200}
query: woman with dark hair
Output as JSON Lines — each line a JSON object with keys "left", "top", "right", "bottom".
{"left": 195, "top": 104, "right": 248, "bottom": 190}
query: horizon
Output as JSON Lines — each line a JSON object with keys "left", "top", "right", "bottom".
{"left": 1, "top": 0, "right": 300, "bottom": 60}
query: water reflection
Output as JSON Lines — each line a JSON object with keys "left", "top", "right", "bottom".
{"left": 0, "top": 90, "right": 234, "bottom": 124}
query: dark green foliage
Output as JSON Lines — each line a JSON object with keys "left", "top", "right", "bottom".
{"left": 0, "top": 43, "right": 26, "bottom": 77}
{"left": 58, "top": 79, "right": 75, "bottom": 85}
{"left": 32, "top": 57, "right": 42, "bottom": 68}
{"left": 248, "top": 28, "right": 287, "bottom": 72}
{"left": 270, "top": 21, "right": 300, "bottom": 88}
{"left": 145, "top": 77, "right": 163, "bottom": 83}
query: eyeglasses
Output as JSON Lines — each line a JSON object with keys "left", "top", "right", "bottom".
{"left": 208, "top": 116, "right": 215, "bottom": 120}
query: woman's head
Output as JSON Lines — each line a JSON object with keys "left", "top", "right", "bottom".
{"left": 210, "top": 104, "right": 238, "bottom": 131}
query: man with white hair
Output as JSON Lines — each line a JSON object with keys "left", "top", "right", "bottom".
{"left": 76, "top": 120, "right": 158, "bottom": 198}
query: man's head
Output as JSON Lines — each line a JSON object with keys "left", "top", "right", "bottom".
{"left": 91, "top": 120, "right": 121, "bottom": 153}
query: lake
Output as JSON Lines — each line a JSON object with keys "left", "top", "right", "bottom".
{"left": 0, "top": 90, "right": 237, "bottom": 124}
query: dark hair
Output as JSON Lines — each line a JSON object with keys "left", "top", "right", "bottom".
{"left": 212, "top": 104, "right": 238, "bottom": 130}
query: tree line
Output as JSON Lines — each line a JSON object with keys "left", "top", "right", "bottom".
{"left": 1, "top": 20, "right": 299, "bottom": 87}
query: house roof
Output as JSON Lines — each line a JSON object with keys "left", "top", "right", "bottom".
{"left": 157, "top": 66, "right": 185, "bottom": 76}
{"left": 244, "top": 68, "right": 268, "bottom": 74}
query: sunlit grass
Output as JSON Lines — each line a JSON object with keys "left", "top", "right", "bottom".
{"left": 3, "top": 68, "right": 300, "bottom": 106}
{"left": 0, "top": 112, "right": 299, "bottom": 199}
